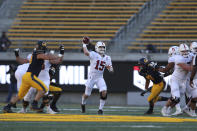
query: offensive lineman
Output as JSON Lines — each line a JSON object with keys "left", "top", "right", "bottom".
{"left": 81, "top": 37, "right": 114, "bottom": 115}
{"left": 161, "top": 43, "right": 192, "bottom": 116}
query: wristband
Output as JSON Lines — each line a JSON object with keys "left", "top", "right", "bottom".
{"left": 83, "top": 44, "right": 87, "bottom": 48}
{"left": 14, "top": 51, "right": 19, "bottom": 57}
{"left": 58, "top": 54, "right": 63, "bottom": 57}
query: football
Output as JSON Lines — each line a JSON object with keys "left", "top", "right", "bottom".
{"left": 82, "top": 36, "right": 90, "bottom": 44}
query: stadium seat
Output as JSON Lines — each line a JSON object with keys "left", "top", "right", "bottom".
{"left": 8, "top": 0, "right": 150, "bottom": 50}
{"left": 128, "top": 0, "right": 197, "bottom": 52}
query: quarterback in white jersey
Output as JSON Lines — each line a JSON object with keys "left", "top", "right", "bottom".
{"left": 81, "top": 37, "right": 114, "bottom": 115}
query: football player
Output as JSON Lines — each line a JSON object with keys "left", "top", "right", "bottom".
{"left": 188, "top": 53, "right": 197, "bottom": 117}
{"left": 3, "top": 41, "right": 62, "bottom": 113}
{"left": 161, "top": 43, "right": 192, "bottom": 116}
{"left": 159, "top": 46, "right": 183, "bottom": 116}
{"left": 18, "top": 45, "right": 64, "bottom": 114}
{"left": 138, "top": 58, "right": 168, "bottom": 114}
{"left": 81, "top": 36, "right": 114, "bottom": 115}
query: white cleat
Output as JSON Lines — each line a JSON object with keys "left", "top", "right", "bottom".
{"left": 184, "top": 108, "right": 197, "bottom": 117}
{"left": 171, "top": 108, "right": 182, "bottom": 116}
{"left": 18, "top": 108, "right": 27, "bottom": 113}
{"left": 161, "top": 106, "right": 170, "bottom": 117}
{"left": 46, "top": 106, "right": 57, "bottom": 114}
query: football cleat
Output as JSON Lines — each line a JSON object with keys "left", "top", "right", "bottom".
{"left": 81, "top": 104, "right": 86, "bottom": 113}
{"left": 50, "top": 105, "right": 60, "bottom": 112}
{"left": 3, "top": 106, "right": 14, "bottom": 113}
{"left": 46, "top": 106, "right": 57, "bottom": 114}
{"left": 18, "top": 108, "right": 27, "bottom": 113}
{"left": 183, "top": 108, "right": 197, "bottom": 117}
{"left": 171, "top": 108, "right": 182, "bottom": 116}
{"left": 98, "top": 109, "right": 103, "bottom": 115}
{"left": 144, "top": 109, "right": 153, "bottom": 115}
{"left": 161, "top": 106, "right": 170, "bottom": 116}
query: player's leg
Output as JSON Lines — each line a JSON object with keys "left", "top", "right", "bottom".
{"left": 97, "top": 78, "right": 107, "bottom": 115}
{"left": 162, "top": 77, "right": 181, "bottom": 116}
{"left": 81, "top": 78, "right": 94, "bottom": 113}
{"left": 146, "top": 81, "right": 164, "bottom": 114}
{"left": 49, "top": 85, "right": 62, "bottom": 112}
{"left": 18, "top": 87, "right": 37, "bottom": 113}
{"left": 29, "top": 73, "right": 48, "bottom": 111}
{"left": 3, "top": 73, "right": 30, "bottom": 113}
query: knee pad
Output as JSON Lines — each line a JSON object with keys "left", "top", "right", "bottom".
{"left": 85, "top": 87, "right": 92, "bottom": 96}
{"left": 170, "top": 96, "right": 180, "bottom": 104}
{"left": 100, "top": 92, "right": 107, "bottom": 100}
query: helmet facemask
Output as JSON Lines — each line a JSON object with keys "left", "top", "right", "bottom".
{"left": 179, "top": 43, "right": 189, "bottom": 58}
{"left": 95, "top": 41, "right": 106, "bottom": 55}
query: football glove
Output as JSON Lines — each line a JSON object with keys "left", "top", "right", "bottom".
{"left": 59, "top": 45, "right": 64, "bottom": 55}
{"left": 14, "top": 48, "right": 20, "bottom": 57}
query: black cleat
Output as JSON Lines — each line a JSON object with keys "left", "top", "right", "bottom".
{"left": 50, "top": 105, "right": 60, "bottom": 112}
{"left": 144, "top": 109, "right": 153, "bottom": 114}
{"left": 81, "top": 104, "right": 86, "bottom": 113}
{"left": 3, "top": 106, "right": 14, "bottom": 113}
{"left": 98, "top": 110, "right": 103, "bottom": 115}
{"left": 31, "top": 101, "right": 41, "bottom": 111}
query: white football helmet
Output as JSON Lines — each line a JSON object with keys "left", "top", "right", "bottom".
{"left": 190, "top": 42, "right": 197, "bottom": 54}
{"left": 168, "top": 46, "right": 179, "bottom": 57}
{"left": 179, "top": 43, "right": 189, "bottom": 58}
{"left": 95, "top": 41, "right": 106, "bottom": 54}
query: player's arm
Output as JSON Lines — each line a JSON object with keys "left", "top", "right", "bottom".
{"left": 14, "top": 48, "right": 29, "bottom": 64}
{"left": 37, "top": 53, "right": 60, "bottom": 61}
{"left": 106, "top": 65, "right": 114, "bottom": 73}
{"left": 82, "top": 36, "right": 90, "bottom": 56}
{"left": 159, "top": 62, "right": 174, "bottom": 73}
{"left": 190, "top": 55, "right": 197, "bottom": 87}
{"left": 177, "top": 63, "right": 192, "bottom": 71}
{"left": 49, "top": 45, "right": 64, "bottom": 64}
{"left": 145, "top": 78, "right": 150, "bottom": 90}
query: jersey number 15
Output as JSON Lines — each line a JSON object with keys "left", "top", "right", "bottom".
{"left": 95, "top": 60, "right": 106, "bottom": 71}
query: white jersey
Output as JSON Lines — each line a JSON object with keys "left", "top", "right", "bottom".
{"left": 88, "top": 51, "right": 112, "bottom": 78}
{"left": 172, "top": 55, "right": 191, "bottom": 80}
{"left": 168, "top": 55, "right": 176, "bottom": 63}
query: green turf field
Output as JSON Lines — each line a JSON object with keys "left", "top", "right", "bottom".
{"left": 0, "top": 104, "right": 197, "bottom": 131}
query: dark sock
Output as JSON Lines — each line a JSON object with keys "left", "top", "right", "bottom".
{"left": 23, "top": 100, "right": 29, "bottom": 108}
{"left": 32, "top": 100, "right": 38, "bottom": 105}
{"left": 51, "top": 92, "right": 61, "bottom": 107}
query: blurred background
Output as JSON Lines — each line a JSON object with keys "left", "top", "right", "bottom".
{"left": 0, "top": 0, "right": 194, "bottom": 106}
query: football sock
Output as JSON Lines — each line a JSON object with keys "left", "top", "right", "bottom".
{"left": 99, "top": 99, "right": 105, "bottom": 110}
{"left": 81, "top": 96, "right": 87, "bottom": 105}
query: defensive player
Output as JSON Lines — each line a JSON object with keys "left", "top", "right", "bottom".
{"left": 3, "top": 41, "right": 61, "bottom": 113}
{"left": 81, "top": 37, "right": 114, "bottom": 115}
{"left": 16, "top": 45, "right": 64, "bottom": 113}
{"left": 138, "top": 58, "right": 168, "bottom": 114}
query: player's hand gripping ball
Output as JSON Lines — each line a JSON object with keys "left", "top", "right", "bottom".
{"left": 82, "top": 36, "right": 90, "bottom": 44}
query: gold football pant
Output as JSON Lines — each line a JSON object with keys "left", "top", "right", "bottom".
{"left": 18, "top": 72, "right": 48, "bottom": 100}
{"left": 49, "top": 85, "right": 62, "bottom": 92}
{"left": 147, "top": 81, "right": 164, "bottom": 103}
